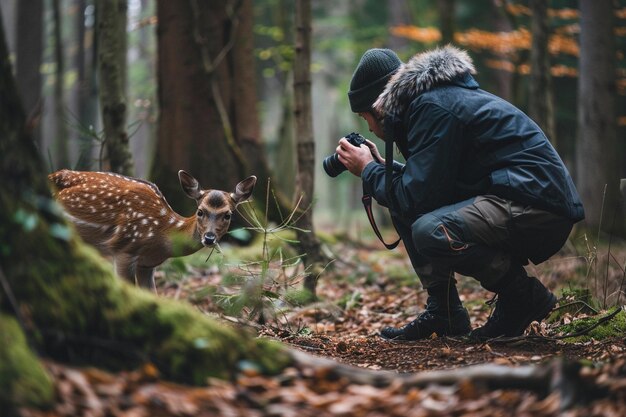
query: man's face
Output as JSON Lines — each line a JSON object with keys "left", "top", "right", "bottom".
{"left": 359, "top": 111, "right": 385, "bottom": 140}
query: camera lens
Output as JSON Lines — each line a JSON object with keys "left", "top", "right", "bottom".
{"left": 322, "top": 153, "right": 347, "bottom": 177}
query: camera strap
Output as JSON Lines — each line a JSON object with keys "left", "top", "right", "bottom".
{"left": 361, "top": 194, "right": 401, "bottom": 250}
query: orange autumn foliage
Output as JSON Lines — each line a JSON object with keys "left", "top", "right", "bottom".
{"left": 389, "top": 26, "right": 441, "bottom": 44}
{"left": 392, "top": 26, "right": 580, "bottom": 57}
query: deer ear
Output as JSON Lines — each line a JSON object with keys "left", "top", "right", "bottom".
{"left": 231, "top": 175, "right": 257, "bottom": 205}
{"left": 178, "top": 170, "right": 203, "bottom": 200}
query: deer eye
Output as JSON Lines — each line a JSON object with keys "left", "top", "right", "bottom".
{"left": 224, "top": 213, "right": 232, "bottom": 221}
{"left": 197, "top": 209, "right": 204, "bottom": 217}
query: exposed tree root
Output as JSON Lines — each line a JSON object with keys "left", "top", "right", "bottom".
{"left": 288, "top": 348, "right": 601, "bottom": 411}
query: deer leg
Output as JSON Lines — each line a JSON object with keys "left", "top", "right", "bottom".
{"left": 136, "top": 265, "right": 156, "bottom": 292}
{"left": 114, "top": 254, "right": 138, "bottom": 285}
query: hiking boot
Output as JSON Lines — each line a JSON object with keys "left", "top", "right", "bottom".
{"left": 470, "top": 276, "right": 557, "bottom": 341}
{"left": 380, "top": 297, "right": 471, "bottom": 341}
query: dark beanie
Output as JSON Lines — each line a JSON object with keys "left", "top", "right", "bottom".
{"left": 348, "top": 48, "right": 402, "bottom": 113}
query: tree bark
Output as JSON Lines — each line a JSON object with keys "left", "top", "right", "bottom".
{"left": 15, "top": 0, "right": 43, "bottom": 144}
{"left": 489, "top": 0, "right": 515, "bottom": 101}
{"left": 0, "top": 10, "right": 290, "bottom": 408}
{"left": 153, "top": 0, "right": 291, "bottom": 224}
{"left": 74, "top": 0, "right": 100, "bottom": 170}
{"left": 52, "top": 0, "right": 70, "bottom": 168}
{"left": 262, "top": 0, "right": 296, "bottom": 198}
{"left": 232, "top": 0, "right": 261, "bottom": 167}
{"left": 388, "top": 0, "right": 413, "bottom": 50}
{"left": 577, "top": 0, "right": 623, "bottom": 235}
{"left": 529, "top": 0, "right": 556, "bottom": 146}
{"left": 153, "top": 0, "right": 239, "bottom": 213}
{"left": 436, "top": 0, "right": 455, "bottom": 45}
{"left": 97, "top": 0, "right": 133, "bottom": 175}
{"left": 127, "top": 0, "right": 155, "bottom": 178}
{"left": 293, "top": 0, "right": 326, "bottom": 297}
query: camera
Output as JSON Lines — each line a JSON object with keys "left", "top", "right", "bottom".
{"left": 323, "top": 132, "right": 366, "bottom": 177}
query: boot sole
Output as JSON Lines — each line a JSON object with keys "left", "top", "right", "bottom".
{"left": 379, "top": 312, "right": 471, "bottom": 341}
{"left": 379, "top": 329, "right": 470, "bottom": 341}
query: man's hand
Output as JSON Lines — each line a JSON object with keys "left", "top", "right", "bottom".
{"left": 364, "top": 139, "right": 384, "bottom": 164}
{"left": 336, "top": 137, "right": 376, "bottom": 177}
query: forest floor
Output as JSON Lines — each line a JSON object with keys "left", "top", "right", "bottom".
{"left": 20, "top": 235, "right": 626, "bottom": 416}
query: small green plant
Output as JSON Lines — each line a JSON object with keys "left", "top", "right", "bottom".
{"left": 211, "top": 182, "right": 320, "bottom": 331}
{"left": 337, "top": 290, "right": 362, "bottom": 310}
{"left": 576, "top": 183, "right": 626, "bottom": 310}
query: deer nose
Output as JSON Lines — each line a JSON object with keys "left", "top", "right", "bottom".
{"left": 203, "top": 232, "right": 217, "bottom": 246}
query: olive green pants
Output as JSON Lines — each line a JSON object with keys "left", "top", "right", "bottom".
{"left": 393, "top": 195, "right": 574, "bottom": 290}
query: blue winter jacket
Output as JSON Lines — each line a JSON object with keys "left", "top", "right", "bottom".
{"left": 361, "top": 46, "right": 584, "bottom": 224}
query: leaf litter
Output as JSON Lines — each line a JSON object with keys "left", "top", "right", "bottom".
{"left": 19, "top": 240, "right": 626, "bottom": 416}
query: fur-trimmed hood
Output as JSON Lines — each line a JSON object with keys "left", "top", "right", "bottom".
{"left": 373, "top": 46, "right": 476, "bottom": 117}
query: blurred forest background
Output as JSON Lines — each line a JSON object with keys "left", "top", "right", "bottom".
{"left": 2, "top": 0, "right": 625, "bottom": 237}
{"left": 3, "top": 3, "right": 626, "bottom": 413}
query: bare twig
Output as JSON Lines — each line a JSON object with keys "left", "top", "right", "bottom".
{"left": 552, "top": 299, "right": 598, "bottom": 315}
{"left": 594, "top": 184, "right": 607, "bottom": 300}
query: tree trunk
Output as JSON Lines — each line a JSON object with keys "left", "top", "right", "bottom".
{"left": 1, "top": 0, "right": 16, "bottom": 54}
{"left": 388, "top": 0, "right": 412, "bottom": 51}
{"left": 15, "top": 0, "right": 43, "bottom": 144}
{"left": 232, "top": 0, "right": 261, "bottom": 171}
{"left": 153, "top": 0, "right": 290, "bottom": 223}
{"left": 74, "top": 0, "right": 100, "bottom": 170}
{"left": 436, "top": 0, "right": 455, "bottom": 45}
{"left": 232, "top": 0, "right": 290, "bottom": 222}
{"left": 489, "top": 0, "right": 515, "bottom": 101}
{"left": 276, "top": 73, "right": 297, "bottom": 197}
{"left": 152, "top": 0, "right": 239, "bottom": 212}
{"left": 293, "top": 0, "right": 326, "bottom": 297}
{"left": 0, "top": 10, "right": 290, "bottom": 409}
{"left": 52, "top": 0, "right": 69, "bottom": 168}
{"left": 97, "top": 0, "right": 133, "bottom": 175}
{"left": 127, "top": 0, "right": 155, "bottom": 178}
{"left": 261, "top": 0, "right": 296, "bottom": 198}
{"left": 529, "top": 0, "right": 556, "bottom": 146}
{"left": 577, "top": 0, "right": 623, "bottom": 235}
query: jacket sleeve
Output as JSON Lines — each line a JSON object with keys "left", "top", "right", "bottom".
{"left": 361, "top": 101, "right": 465, "bottom": 219}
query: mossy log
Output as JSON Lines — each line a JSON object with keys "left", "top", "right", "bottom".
{"left": 0, "top": 196, "right": 291, "bottom": 405}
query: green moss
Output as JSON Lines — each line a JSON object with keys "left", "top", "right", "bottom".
{"left": 5, "top": 220, "right": 293, "bottom": 388}
{"left": 0, "top": 179, "right": 296, "bottom": 397}
{"left": 556, "top": 308, "right": 626, "bottom": 343}
{"left": 0, "top": 315, "right": 54, "bottom": 411}
{"left": 97, "top": 277, "right": 293, "bottom": 384}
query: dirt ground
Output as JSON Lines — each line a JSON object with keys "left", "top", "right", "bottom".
{"left": 18, "top": 240, "right": 626, "bottom": 416}
{"left": 160, "top": 240, "right": 626, "bottom": 375}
